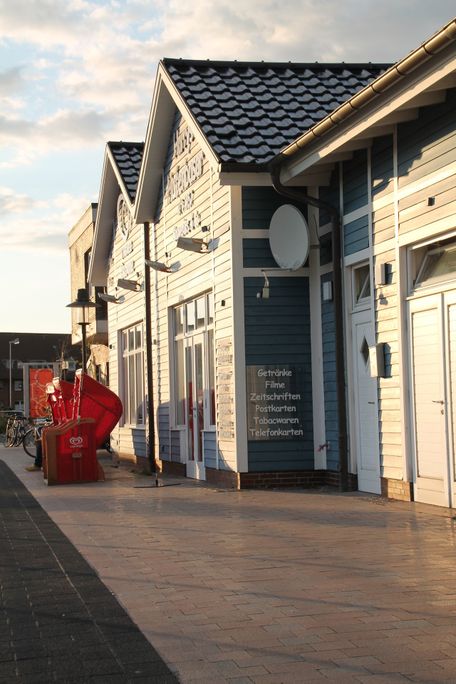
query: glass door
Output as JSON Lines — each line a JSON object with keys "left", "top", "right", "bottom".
{"left": 186, "top": 333, "right": 206, "bottom": 480}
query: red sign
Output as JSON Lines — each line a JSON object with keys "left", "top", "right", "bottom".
{"left": 29, "top": 368, "right": 54, "bottom": 418}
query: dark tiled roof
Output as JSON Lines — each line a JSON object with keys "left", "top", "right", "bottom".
{"left": 108, "top": 142, "right": 144, "bottom": 202}
{"left": 163, "top": 60, "right": 391, "bottom": 168}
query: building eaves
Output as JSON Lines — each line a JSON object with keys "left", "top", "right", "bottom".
{"left": 277, "top": 17, "right": 456, "bottom": 162}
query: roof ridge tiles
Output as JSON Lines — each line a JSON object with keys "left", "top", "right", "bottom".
{"left": 162, "top": 57, "right": 392, "bottom": 70}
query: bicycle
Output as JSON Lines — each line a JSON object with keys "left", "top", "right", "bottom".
{"left": 5, "top": 413, "right": 30, "bottom": 448}
{"left": 22, "top": 419, "right": 51, "bottom": 459}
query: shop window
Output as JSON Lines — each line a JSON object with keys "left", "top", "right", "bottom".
{"left": 353, "top": 263, "right": 371, "bottom": 306}
{"left": 410, "top": 235, "right": 456, "bottom": 291}
{"left": 120, "top": 323, "right": 144, "bottom": 427}
{"left": 172, "top": 292, "right": 216, "bottom": 429}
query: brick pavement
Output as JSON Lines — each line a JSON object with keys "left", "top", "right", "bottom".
{"left": 2, "top": 446, "right": 456, "bottom": 683}
{"left": 0, "top": 458, "right": 178, "bottom": 683}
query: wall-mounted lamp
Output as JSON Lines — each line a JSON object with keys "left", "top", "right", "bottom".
{"left": 322, "top": 280, "right": 333, "bottom": 302}
{"left": 256, "top": 271, "right": 270, "bottom": 300}
{"left": 176, "top": 237, "right": 210, "bottom": 253}
{"left": 117, "top": 278, "right": 142, "bottom": 292}
{"left": 98, "top": 292, "right": 125, "bottom": 304}
{"left": 145, "top": 259, "right": 178, "bottom": 273}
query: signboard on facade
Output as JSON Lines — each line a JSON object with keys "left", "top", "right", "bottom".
{"left": 216, "top": 337, "right": 235, "bottom": 440}
{"left": 29, "top": 368, "right": 54, "bottom": 418}
{"left": 246, "top": 365, "right": 305, "bottom": 441}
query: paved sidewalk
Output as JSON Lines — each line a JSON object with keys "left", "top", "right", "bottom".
{"left": 0, "top": 458, "right": 178, "bottom": 683}
{"left": 2, "top": 446, "right": 456, "bottom": 683}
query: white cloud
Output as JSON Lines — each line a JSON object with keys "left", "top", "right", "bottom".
{"left": 0, "top": 191, "right": 89, "bottom": 252}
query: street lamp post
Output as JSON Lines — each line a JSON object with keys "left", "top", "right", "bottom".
{"left": 66, "top": 289, "right": 99, "bottom": 372}
{"left": 9, "top": 337, "right": 20, "bottom": 409}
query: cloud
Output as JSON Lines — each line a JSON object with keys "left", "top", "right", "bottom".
{"left": 0, "top": 191, "right": 89, "bottom": 252}
{"left": 0, "top": 66, "right": 25, "bottom": 96}
{"left": 0, "top": 186, "right": 39, "bottom": 213}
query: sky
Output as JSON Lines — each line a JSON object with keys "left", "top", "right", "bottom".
{"left": 0, "top": 0, "right": 455, "bottom": 334}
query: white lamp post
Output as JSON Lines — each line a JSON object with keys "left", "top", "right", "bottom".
{"left": 9, "top": 337, "right": 20, "bottom": 408}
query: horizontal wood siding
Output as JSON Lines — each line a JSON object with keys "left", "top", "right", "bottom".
{"left": 242, "top": 187, "right": 289, "bottom": 228}
{"left": 170, "top": 429, "right": 181, "bottom": 462}
{"left": 343, "top": 149, "right": 368, "bottom": 214}
{"left": 398, "top": 90, "right": 456, "bottom": 189}
{"left": 152, "top": 110, "right": 232, "bottom": 469}
{"left": 106, "top": 191, "right": 146, "bottom": 461}
{"left": 321, "top": 272, "right": 339, "bottom": 471}
{"left": 319, "top": 168, "right": 339, "bottom": 227}
{"left": 203, "top": 431, "right": 217, "bottom": 470}
{"left": 371, "top": 135, "right": 394, "bottom": 200}
{"left": 344, "top": 215, "right": 369, "bottom": 256}
{"left": 244, "top": 276, "right": 313, "bottom": 472}
{"left": 243, "top": 238, "right": 278, "bottom": 268}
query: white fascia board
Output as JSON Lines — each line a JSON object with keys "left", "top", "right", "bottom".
{"left": 89, "top": 150, "right": 118, "bottom": 287}
{"left": 282, "top": 46, "right": 456, "bottom": 183}
{"left": 135, "top": 64, "right": 220, "bottom": 224}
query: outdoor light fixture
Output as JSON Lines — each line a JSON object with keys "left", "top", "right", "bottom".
{"left": 256, "top": 271, "right": 270, "bottom": 300}
{"left": 117, "top": 278, "right": 142, "bottom": 292}
{"left": 176, "top": 237, "right": 210, "bottom": 253}
{"left": 8, "top": 337, "right": 20, "bottom": 408}
{"left": 145, "top": 259, "right": 178, "bottom": 273}
{"left": 98, "top": 292, "right": 125, "bottom": 304}
{"left": 66, "top": 288, "right": 99, "bottom": 371}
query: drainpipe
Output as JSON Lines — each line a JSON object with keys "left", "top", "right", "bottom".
{"left": 270, "top": 161, "right": 349, "bottom": 491}
{"left": 143, "top": 221, "right": 157, "bottom": 483}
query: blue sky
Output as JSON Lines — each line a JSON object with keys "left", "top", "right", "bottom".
{"left": 0, "top": 0, "right": 455, "bottom": 333}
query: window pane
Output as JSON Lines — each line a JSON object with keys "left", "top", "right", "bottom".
{"left": 122, "top": 331, "right": 128, "bottom": 353}
{"left": 196, "top": 297, "right": 205, "bottom": 328}
{"left": 174, "top": 306, "right": 184, "bottom": 335}
{"left": 186, "top": 301, "right": 195, "bottom": 332}
{"left": 136, "top": 353, "right": 144, "bottom": 424}
{"left": 208, "top": 330, "right": 216, "bottom": 426}
{"left": 175, "top": 339, "right": 185, "bottom": 425}
{"left": 354, "top": 265, "right": 370, "bottom": 302}
{"left": 415, "top": 240, "right": 456, "bottom": 288}
{"left": 129, "top": 355, "right": 135, "bottom": 424}
{"left": 123, "top": 354, "right": 129, "bottom": 422}
{"left": 135, "top": 327, "right": 142, "bottom": 350}
{"left": 128, "top": 329, "right": 135, "bottom": 351}
{"left": 207, "top": 293, "right": 214, "bottom": 325}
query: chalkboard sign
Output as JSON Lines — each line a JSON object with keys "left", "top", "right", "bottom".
{"left": 246, "top": 365, "right": 306, "bottom": 441}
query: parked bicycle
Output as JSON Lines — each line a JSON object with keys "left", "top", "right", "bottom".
{"left": 5, "top": 413, "right": 30, "bottom": 448}
{"left": 22, "top": 418, "right": 50, "bottom": 459}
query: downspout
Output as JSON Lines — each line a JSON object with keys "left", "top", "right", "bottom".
{"left": 143, "top": 221, "right": 157, "bottom": 483}
{"left": 270, "top": 161, "right": 349, "bottom": 491}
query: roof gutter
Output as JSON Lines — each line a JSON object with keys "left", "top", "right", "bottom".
{"left": 281, "top": 17, "right": 456, "bottom": 159}
{"left": 269, "top": 160, "right": 350, "bottom": 492}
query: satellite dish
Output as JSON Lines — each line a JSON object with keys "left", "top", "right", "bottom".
{"left": 269, "top": 204, "right": 309, "bottom": 271}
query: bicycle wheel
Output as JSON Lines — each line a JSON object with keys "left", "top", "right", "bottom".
{"left": 5, "top": 420, "right": 14, "bottom": 447}
{"left": 12, "top": 424, "right": 24, "bottom": 447}
{"left": 23, "top": 429, "right": 38, "bottom": 458}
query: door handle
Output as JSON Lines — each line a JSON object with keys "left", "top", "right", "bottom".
{"left": 432, "top": 400, "right": 444, "bottom": 405}
{"left": 368, "top": 401, "right": 375, "bottom": 405}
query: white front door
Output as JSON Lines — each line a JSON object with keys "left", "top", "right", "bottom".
{"left": 409, "top": 291, "right": 456, "bottom": 507}
{"left": 351, "top": 308, "right": 381, "bottom": 494}
{"left": 185, "top": 334, "right": 206, "bottom": 480}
